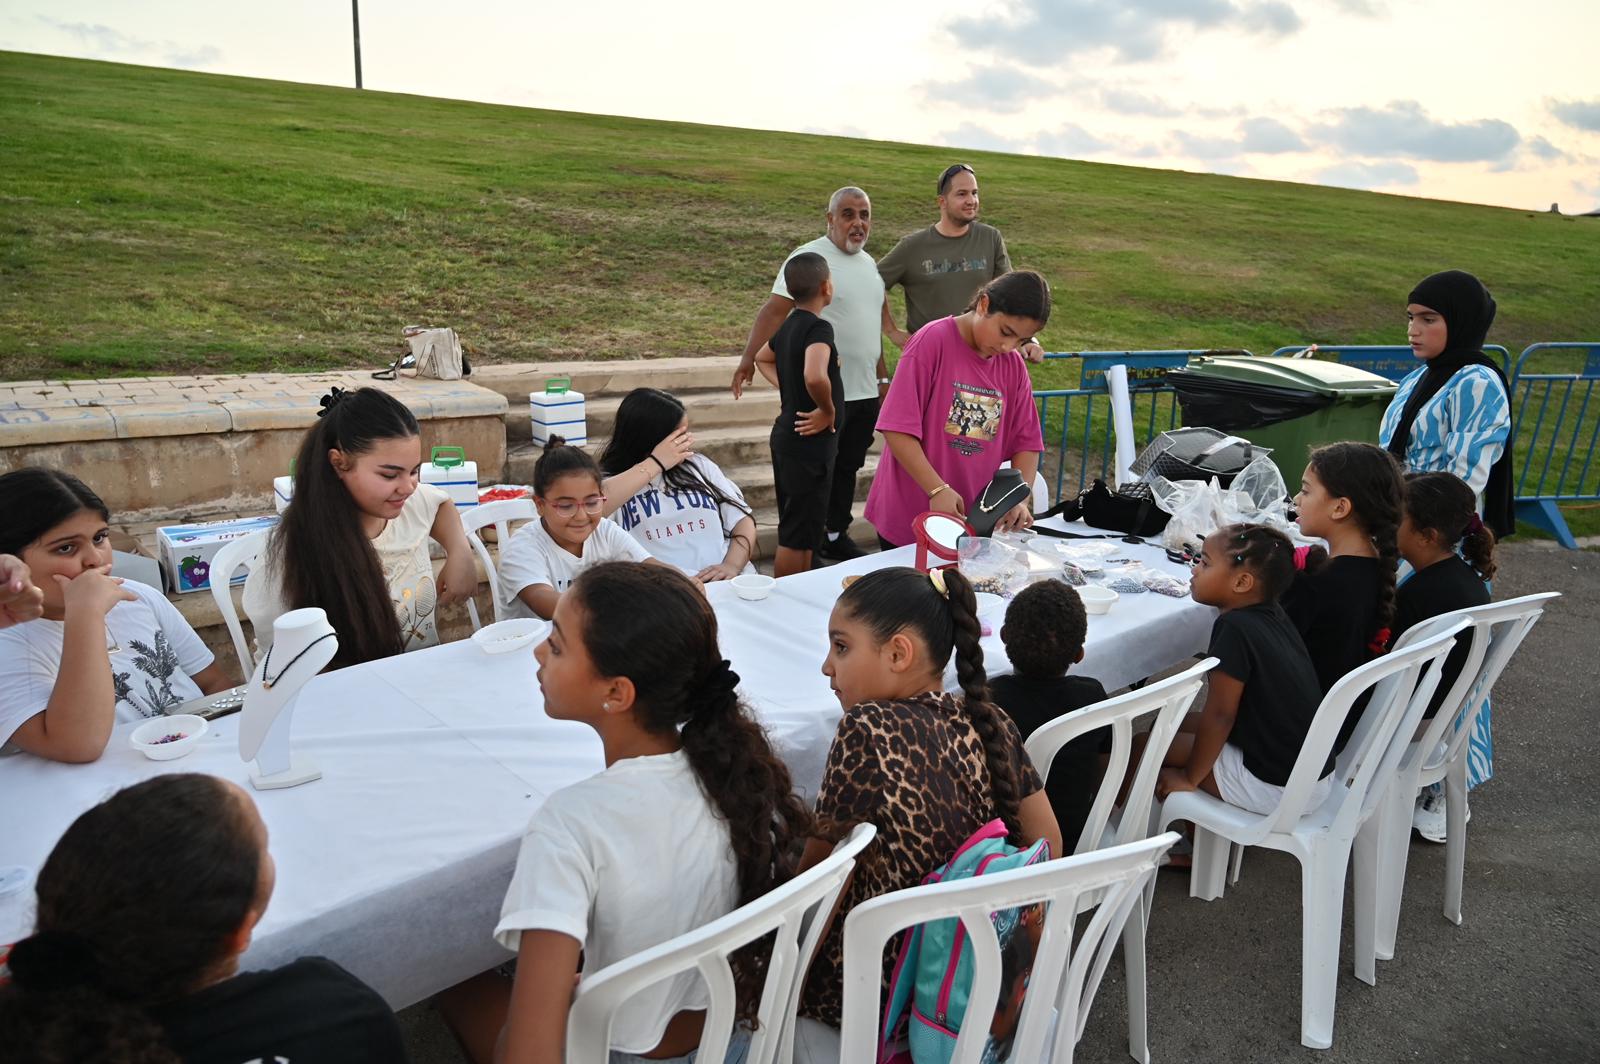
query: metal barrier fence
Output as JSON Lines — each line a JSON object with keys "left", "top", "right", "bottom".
{"left": 1266, "top": 344, "right": 1513, "bottom": 381}
{"left": 1507, "top": 343, "right": 1600, "bottom": 548}
{"left": 1032, "top": 350, "right": 1250, "bottom": 500}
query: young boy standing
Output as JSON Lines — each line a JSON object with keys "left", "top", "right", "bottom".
{"left": 755, "top": 253, "right": 842, "bottom": 577}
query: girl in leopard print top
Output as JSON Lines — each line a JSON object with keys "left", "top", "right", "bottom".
{"left": 795, "top": 565, "right": 1061, "bottom": 1029}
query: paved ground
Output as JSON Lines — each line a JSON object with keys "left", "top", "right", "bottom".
{"left": 396, "top": 541, "right": 1600, "bottom": 1062}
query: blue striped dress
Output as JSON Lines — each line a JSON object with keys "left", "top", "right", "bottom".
{"left": 1380, "top": 364, "right": 1509, "bottom": 789}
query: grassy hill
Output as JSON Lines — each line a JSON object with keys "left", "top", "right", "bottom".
{"left": 1, "top": 49, "right": 1597, "bottom": 384}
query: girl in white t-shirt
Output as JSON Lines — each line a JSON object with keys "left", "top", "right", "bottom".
{"left": 0, "top": 468, "right": 233, "bottom": 762}
{"left": 244, "top": 387, "right": 477, "bottom": 668}
{"left": 439, "top": 562, "right": 811, "bottom": 1063}
{"left": 498, "top": 437, "right": 659, "bottom": 620}
{"left": 598, "top": 388, "right": 757, "bottom": 582}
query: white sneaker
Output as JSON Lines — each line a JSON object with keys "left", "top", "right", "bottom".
{"left": 1413, "top": 790, "right": 1469, "bottom": 844}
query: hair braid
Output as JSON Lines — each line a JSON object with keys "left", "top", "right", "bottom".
{"left": 943, "top": 570, "right": 1024, "bottom": 843}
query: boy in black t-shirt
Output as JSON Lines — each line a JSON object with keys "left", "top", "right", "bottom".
{"left": 755, "top": 251, "right": 843, "bottom": 577}
{"left": 990, "top": 581, "right": 1109, "bottom": 851}
{"left": 1158, "top": 524, "right": 1330, "bottom": 817}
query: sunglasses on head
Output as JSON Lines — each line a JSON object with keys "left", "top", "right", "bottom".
{"left": 938, "top": 163, "right": 975, "bottom": 194}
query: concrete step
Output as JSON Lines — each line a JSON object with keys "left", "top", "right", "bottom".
{"left": 472, "top": 356, "right": 752, "bottom": 406}
{"left": 750, "top": 502, "right": 880, "bottom": 561}
{"left": 506, "top": 387, "right": 781, "bottom": 442}
{"left": 721, "top": 454, "right": 878, "bottom": 513}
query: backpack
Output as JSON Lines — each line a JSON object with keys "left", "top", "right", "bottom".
{"left": 878, "top": 819, "right": 1050, "bottom": 1064}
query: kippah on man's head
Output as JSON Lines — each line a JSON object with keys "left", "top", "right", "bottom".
{"left": 784, "top": 251, "right": 830, "bottom": 302}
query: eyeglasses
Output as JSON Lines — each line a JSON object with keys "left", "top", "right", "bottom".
{"left": 938, "top": 163, "right": 976, "bottom": 194}
{"left": 543, "top": 494, "right": 606, "bottom": 518}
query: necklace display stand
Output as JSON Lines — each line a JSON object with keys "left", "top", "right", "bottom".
{"left": 239, "top": 607, "right": 338, "bottom": 790}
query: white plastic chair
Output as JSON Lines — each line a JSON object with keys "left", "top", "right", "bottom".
{"left": 209, "top": 530, "right": 268, "bottom": 676}
{"left": 459, "top": 497, "right": 536, "bottom": 631}
{"left": 831, "top": 833, "right": 1180, "bottom": 1064}
{"left": 1024, "top": 657, "right": 1217, "bottom": 1063}
{"left": 998, "top": 460, "right": 1050, "bottom": 511}
{"left": 1364, "top": 592, "right": 1558, "bottom": 961}
{"left": 565, "top": 823, "right": 876, "bottom": 1064}
{"left": 1160, "top": 622, "right": 1466, "bottom": 1049}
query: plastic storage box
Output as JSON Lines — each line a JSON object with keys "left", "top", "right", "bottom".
{"left": 529, "top": 378, "right": 586, "bottom": 447}
{"left": 157, "top": 515, "right": 278, "bottom": 594}
{"left": 420, "top": 446, "right": 479, "bottom": 511}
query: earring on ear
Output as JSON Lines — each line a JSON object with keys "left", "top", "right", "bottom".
{"left": 602, "top": 701, "right": 610, "bottom": 711}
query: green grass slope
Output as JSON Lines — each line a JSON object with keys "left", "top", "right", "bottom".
{"left": 1, "top": 49, "right": 1596, "bottom": 383}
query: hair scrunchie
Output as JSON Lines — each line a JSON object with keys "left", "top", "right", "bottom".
{"left": 5, "top": 930, "right": 99, "bottom": 992}
{"left": 698, "top": 658, "right": 740, "bottom": 699}
{"left": 1461, "top": 513, "right": 1485, "bottom": 539}
{"left": 317, "top": 387, "right": 348, "bottom": 418}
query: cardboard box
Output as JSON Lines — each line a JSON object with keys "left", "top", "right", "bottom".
{"left": 156, "top": 515, "right": 278, "bottom": 594}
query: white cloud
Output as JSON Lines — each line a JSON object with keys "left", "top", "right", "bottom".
{"left": 1034, "top": 123, "right": 1117, "bottom": 157}
{"left": 938, "top": 123, "right": 1030, "bottom": 155}
{"left": 1316, "top": 160, "right": 1420, "bottom": 190}
{"left": 1548, "top": 98, "right": 1600, "bottom": 134}
{"left": 34, "top": 17, "right": 221, "bottom": 68}
{"left": 921, "top": 66, "right": 1066, "bottom": 115}
{"left": 945, "top": 0, "right": 1304, "bottom": 66}
{"left": 1311, "top": 101, "right": 1520, "bottom": 162}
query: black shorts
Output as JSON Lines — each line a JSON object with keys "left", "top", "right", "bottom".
{"left": 772, "top": 448, "right": 835, "bottom": 550}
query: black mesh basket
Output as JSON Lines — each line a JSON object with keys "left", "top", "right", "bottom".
{"left": 1130, "top": 428, "right": 1269, "bottom": 486}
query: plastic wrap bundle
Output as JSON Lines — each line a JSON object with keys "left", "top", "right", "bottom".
{"left": 1148, "top": 453, "right": 1297, "bottom": 553}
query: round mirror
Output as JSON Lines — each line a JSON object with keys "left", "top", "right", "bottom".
{"left": 923, "top": 513, "right": 968, "bottom": 551}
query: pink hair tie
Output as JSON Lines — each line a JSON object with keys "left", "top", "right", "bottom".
{"left": 1462, "top": 513, "right": 1485, "bottom": 538}
{"left": 1293, "top": 545, "right": 1313, "bottom": 570}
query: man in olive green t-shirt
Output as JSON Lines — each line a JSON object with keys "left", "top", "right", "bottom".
{"left": 878, "top": 163, "right": 1044, "bottom": 362}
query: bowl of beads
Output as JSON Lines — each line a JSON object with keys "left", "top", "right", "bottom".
{"left": 471, "top": 617, "right": 550, "bottom": 655}
{"left": 1078, "top": 585, "right": 1119, "bottom": 616}
{"left": 130, "top": 714, "right": 210, "bottom": 761}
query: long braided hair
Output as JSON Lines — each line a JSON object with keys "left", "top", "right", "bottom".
{"left": 1305, "top": 441, "right": 1404, "bottom": 646}
{"left": 836, "top": 566, "right": 1026, "bottom": 843}
{"left": 567, "top": 562, "right": 812, "bottom": 1023}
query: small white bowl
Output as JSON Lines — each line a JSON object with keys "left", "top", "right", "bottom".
{"left": 731, "top": 573, "right": 776, "bottom": 601}
{"left": 130, "top": 714, "right": 209, "bottom": 761}
{"left": 1078, "top": 585, "right": 1119, "bottom": 615}
{"left": 471, "top": 617, "right": 550, "bottom": 655}
{"left": 972, "top": 592, "right": 1006, "bottom": 621}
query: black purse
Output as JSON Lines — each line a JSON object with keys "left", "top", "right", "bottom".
{"left": 966, "top": 468, "right": 1032, "bottom": 537}
{"left": 1036, "top": 480, "right": 1170, "bottom": 537}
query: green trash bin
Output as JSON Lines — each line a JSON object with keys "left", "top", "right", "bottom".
{"left": 1165, "top": 356, "right": 1398, "bottom": 487}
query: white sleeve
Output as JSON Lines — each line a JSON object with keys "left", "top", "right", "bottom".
{"left": 595, "top": 519, "right": 652, "bottom": 563}
{"left": 694, "top": 457, "right": 751, "bottom": 536}
{"left": 0, "top": 629, "right": 56, "bottom": 746}
{"left": 494, "top": 797, "right": 596, "bottom": 950}
{"left": 137, "top": 583, "right": 215, "bottom": 677}
{"left": 498, "top": 524, "right": 554, "bottom": 599}
{"left": 408, "top": 483, "right": 449, "bottom": 538}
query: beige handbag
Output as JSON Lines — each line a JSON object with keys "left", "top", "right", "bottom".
{"left": 407, "top": 327, "right": 464, "bottom": 380}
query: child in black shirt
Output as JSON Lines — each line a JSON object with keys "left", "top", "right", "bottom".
{"left": 1158, "top": 524, "right": 1331, "bottom": 816}
{"left": 755, "top": 251, "right": 843, "bottom": 577}
{"left": 1396, "top": 471, "right": 1496, "bottom": 720}
{"left": 0, "top": 774, "right": 406, "bottom": 1064}
{"left": 990, "top": 580, "right": 1109, "bottom": 851}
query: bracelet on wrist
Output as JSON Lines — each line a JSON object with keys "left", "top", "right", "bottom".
{"left": 927, "top": 483, "right": 950, "bottom": 500}
{"left": 647, "top": 455, "right": 667, "bottom": 475}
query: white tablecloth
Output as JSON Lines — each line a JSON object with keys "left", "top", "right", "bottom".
{"left": 0, "top": 522, "right": 1213, "bottom": 1008}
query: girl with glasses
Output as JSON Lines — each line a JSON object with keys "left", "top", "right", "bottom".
{"left": 498, "top": 437, "right": 660, "bottom": 621}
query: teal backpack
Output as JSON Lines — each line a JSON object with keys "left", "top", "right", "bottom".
{"left": 877, "top": 819, "right": 1051, "bottom": 1064}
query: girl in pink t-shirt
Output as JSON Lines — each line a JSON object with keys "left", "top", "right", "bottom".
{"left": 866, "top": 271, "right": 1050, "bottom": 546}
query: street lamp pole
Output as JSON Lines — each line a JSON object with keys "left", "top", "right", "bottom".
{"left": 351, "top": 0, "right": 364, "bottom": 89}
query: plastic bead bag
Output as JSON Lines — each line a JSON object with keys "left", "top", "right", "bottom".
{"left": 1142, "top": 570, "right": 1191, "bottom": 598}
{"left": 958, "top": 536, "right": 1030, "bottom": 597}
{"left": 1149, "top": 454, "right": 1297, "bottom": 553}
{"left": 1097, "top": 563, "right": 1151, "bottom": 595}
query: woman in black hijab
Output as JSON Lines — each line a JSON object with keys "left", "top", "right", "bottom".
{"left": 1379, "top": 269, "right": 1514, "bottom": 536}
{"left": 1377, "top": 268, "right": 1512, "bottom": 833}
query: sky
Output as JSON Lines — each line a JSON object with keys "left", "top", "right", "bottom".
{"left": 5, "top": 0, "right": 1599, "bottom": 212}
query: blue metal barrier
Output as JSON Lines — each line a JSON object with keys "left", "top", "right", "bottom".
{"left": 1032, "top": 350, "right": 1251, "bottom": 500}
{"left": 1507, "top": 342, "right": 1600, "bottom": 549}
{"left": 1267, "top": 344, "right": 1513, "bottom": 381}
